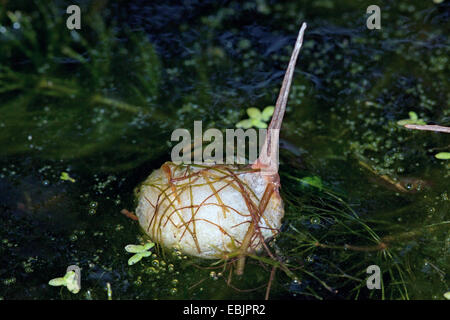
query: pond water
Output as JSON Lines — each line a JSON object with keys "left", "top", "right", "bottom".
{"left": 0, "top": 0, "right": 448, "bottom": 300}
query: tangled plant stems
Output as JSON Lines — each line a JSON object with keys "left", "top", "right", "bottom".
{"left": 135, "top": 23, "right": 308, "bottom": 276}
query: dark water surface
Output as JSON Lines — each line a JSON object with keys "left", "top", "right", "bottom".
{"left": 0, "top": 1, "right": 448, "bottom": 299}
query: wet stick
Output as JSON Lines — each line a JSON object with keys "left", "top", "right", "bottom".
{"left": 404, "top": 124, "right": 450, "bottom": 134}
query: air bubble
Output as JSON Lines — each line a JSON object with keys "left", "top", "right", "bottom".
{"left": 310, "top": 217, "right": 320, "bottom": 225}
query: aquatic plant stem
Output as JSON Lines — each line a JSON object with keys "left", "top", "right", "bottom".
{"left": 235, "top": 181, "right": 276, "bottom": 275}
{"left": 404, "top": 124, "right": 450, "bottom": 133}
{"left": 357, "top": 159, "right": 407, "bottom": 192}
{"left": 316, "top": 221, "right": 450, "bottom": 252}
{"left": 253, "top": 22, "right": 307, "bottom": 175}
{"left": 265, "top": 266, "right": 277, "bottom": 300}
{"left": 236, "top": 23, "right": 307, "bottom": 275}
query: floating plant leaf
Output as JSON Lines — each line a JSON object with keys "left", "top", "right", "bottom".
{"left": 397, "top": 111, "right": 427, "bottom": 126}
{"left": 48, "top": 277, "right": 66, "bottom": 286}
{"left": 261, "top": 106, "right": 275, "bottom": 121}
{"left": 125, "top": 244, "right": 147, "bottom": 253}
{"left": 247, "top": 108, "right": 262, "bottom": 120}
{"left": 60, "top": 172, "right": 76, "bottom": 183}
{"left": 251, "top": 118, "right": 268, "bottom": 128}
{"left": 236, "top": 106, "right": 275, "bottom": 129}
{"left": 435, "top": 152, "right": 450, "bottom": 160}
{"left": 128, "top": 251, "right": 152, "bottom": 265}
{"left": 125, "top": 242, "right": 154, "bottom": 265}
{"left": 235, "top": 119, "right": 253, "bottom": 129}
{"left": 48, "top": 270, "right": 80, "bottom": 294}
{"left": 65, "top": 271, "right": 81, "bottom": 294}
{"left": 139, "top": 251, "right": 152, "bottom": 258}
{"left": 409, "top": 111, "right": 418, "bottom": 121}
{"left": 143, "top": 242, "right": 155, "bottom": 251}
{"left": 128, "top": 253, "right": 144, "bottom": 265}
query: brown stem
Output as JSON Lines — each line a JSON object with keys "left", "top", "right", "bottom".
{"left": 357, "top": 159, "right": 408, "bottom": 193}
{"left": 120, "top": 209, "right": 139, "bottom": 221}
{"left": 235, "top": 174, "right": 276, "bottom": 275}
{"left": 236, "top": 23, "right": 307, "bottom": 276}
{"left": 404, "top": 124, "right": 450, "bottom": 134}
{"left": 253, "top": 22, "right": 307, "bottom": 174}
{"left": 265, "top": 266, "right": 277, "bottom": 300}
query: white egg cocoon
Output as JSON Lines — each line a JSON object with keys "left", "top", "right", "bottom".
{"left": 135, "top": 22, "right": 307, "bottom": 267}
{"left": 135, "top": 162, "right": 284, "bottom": 259}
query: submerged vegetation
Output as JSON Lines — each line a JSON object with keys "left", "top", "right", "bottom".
{"left": 0, "top": 0, "right": 449, "bottom": 300}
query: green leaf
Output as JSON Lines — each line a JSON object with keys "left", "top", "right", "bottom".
{"left": 60, "top": 172, "right": 76, "bottom": 183}
{"left": 408, "top": 111, "right": 418, "bottom": 121}
{"left": 397, "top": 119, "right": 413, "bottom": 126}
{"left": 397, "top": 119, "right": 427, "bottom": 126}
{"left": 235, "top": 119, "right": 253, "bottom": 129}
{"left": 251, "top": 119, "right": 267, "bottom": 129}
{"left": 143, "top": 242, "right": 155, "bottom": 251}
{"left": 246, "top": 108, "right": 262, "bottom": 120}
{"left": 49, "top": 271, "right": 80, "bottom": 293}
{"left": 300, "top": 176, "right": 323, "bottom": 191}
{"left": 139, "top": 251, "right": 152, "bottom": 258}
{"left": 444, "top": 292, "right": 450, "bottom": 300}
{"left": 128, "top": 253, "right": 144, "bottom": 265}
{"left": 261, "top": 106, "right": 275, "bottom": 121}
{"left": 63, "top": 270, "right": 75, "bottom": 280}
{"left": 125, "top": 244, "right": 146, "bottom": 253}
{"left": 435, "top": 152, "right": 450, "bottom": 160}
{"left": 397, "top": 111, "right": 428, "bottom": 126}
{"left": 65, "top": 271, "right": 80, "bottom": 294}
{"left": 49, "top": 277, "right": 66, "bottom": 286}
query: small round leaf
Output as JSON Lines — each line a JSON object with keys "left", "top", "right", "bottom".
{"left": 143, "top": 242, "right": 155, "bottom": 251}
{"left": 246, "top": 108, "right": 262, "bottom": 120}
{"left": 125, "top": 244, "right": 146, "bottom": 253}
{"left": 251, "top": 119, "right": 267, "bottom": 129}
{"left": 128, "top": 253, "right": 143, "bottom": 265}
{"left": 435, "top": 152, "right": 450, "bottom": 160}
{"left": 139, "top": 251, "right": 152, "bottom": 258}
{"left": 408, "top": 111, "right": 418, "bottom": 121}
{"left": 49, "top": 277, "right": 66, "bottom": 287}
{"left": 236, "top": 119, "right": 253, "bottom": 129}
{"left": 262, "top": 106, "right": 275, "bottom": 121}
{"left": 65, "top": 272, "right": 81, "bottom": 294}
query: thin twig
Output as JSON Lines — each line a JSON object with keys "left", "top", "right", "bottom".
{"left": 265, "top": 266, "right": 277, "bottom": 300}
{"left": 254, "top": 22, "right": 307, "bottom": 173}
{"left": 404, "top": 124, "right": 450, "bottom": 133}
